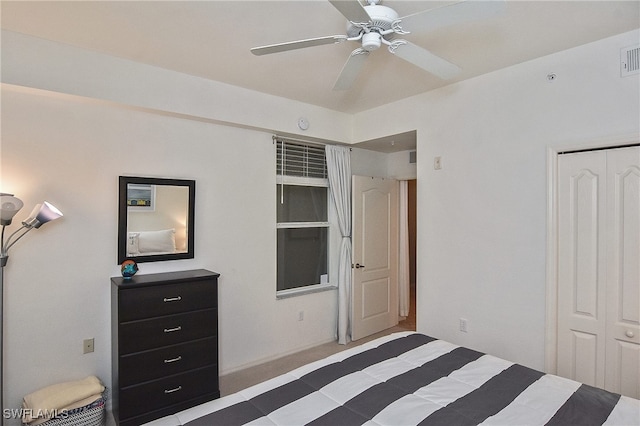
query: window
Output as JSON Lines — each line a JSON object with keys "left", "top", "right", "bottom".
{"left": 275, "top": 138, "right": 330, "bottom": 295}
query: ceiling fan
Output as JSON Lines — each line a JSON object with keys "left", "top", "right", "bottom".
{"left": 251, "top": 0, "right": 506, "bottom": 90}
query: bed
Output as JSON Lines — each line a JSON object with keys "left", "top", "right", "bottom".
{"left": 144, "top": 331, "right": 640, "bottom": 426}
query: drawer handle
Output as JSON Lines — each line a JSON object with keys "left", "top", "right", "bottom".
{"left": 164, "top": 356, "right": 182, "bottom": 364}
{"left": 163, "top": 296, "right": 182, "bottom": 303}
{"left": 164, "top": 326, "right": 182, "bottom": 333}
{"left": 164, "top": 386, "right": 182, "bottom": 394}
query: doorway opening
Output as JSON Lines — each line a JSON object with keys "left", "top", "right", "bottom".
{"left": 399, "top": 179, "right": 417, "bottom": 331}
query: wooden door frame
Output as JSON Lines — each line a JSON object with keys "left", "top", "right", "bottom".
{"left": 545, "top": 133, "right": 639, "bottom": 374}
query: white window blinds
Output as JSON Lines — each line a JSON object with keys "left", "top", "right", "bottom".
{"left": 275, "top": 138, "right": 327, "bottom": 179}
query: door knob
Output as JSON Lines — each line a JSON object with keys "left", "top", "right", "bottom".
{"left": 625, "top": 330, "right": 635, "bottom": 338}
{"left": 354, "top": 263, "right": 365, "bottom": 269}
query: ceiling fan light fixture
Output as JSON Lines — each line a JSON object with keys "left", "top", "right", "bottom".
{"left": 252, "top": 0, "right": 506, "bottom": 90}
{"left": 362, "top": 32, "right": 382, "bottom": 51}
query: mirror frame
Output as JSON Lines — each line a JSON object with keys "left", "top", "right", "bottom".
{"left": 118, "top": 176, "right": 196, "bottom": 264}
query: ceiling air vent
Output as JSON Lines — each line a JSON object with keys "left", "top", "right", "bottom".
{"left": 621, "top": 45, "right": 640, "bottom": 77}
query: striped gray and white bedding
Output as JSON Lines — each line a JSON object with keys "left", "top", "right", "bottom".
{"left": 145, "top": 332, "right": 640, "bottom": 426}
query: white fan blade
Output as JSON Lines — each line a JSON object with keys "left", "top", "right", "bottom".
{"left": 329, "top": 0, "right": 371, "bottom": 24}
{"left": 397, "top": 0, "right": 506, "bottom": 34}
{"left": 251, "top": 35, "right": 347, "bottom": 56}
{"left": 390, "top": 41, "right": 461, "bottom": 79}
{"left": 333, "top": 48, "right": 369, "bottom": 90}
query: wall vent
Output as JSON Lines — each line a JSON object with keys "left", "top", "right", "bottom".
{"left": 621, "top": 45, "right": 640, "bottom": 77}
{"left": 409, "top": 151, "right": 417, "bottom": 164}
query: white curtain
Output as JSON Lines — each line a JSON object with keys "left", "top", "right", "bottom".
{"left": 399, "top": 180, "right": 410, "bottom": 318}
{"left": 325, "top": 145, "right": 352, "bottom": 344}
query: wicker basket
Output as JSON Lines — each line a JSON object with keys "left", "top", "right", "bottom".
{"left": 31, "top": 391, "right": 106, "bottom": 426}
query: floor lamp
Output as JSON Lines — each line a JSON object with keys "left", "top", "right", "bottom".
{"left": 0, "top": 194, "right": 63, "bottom": 425}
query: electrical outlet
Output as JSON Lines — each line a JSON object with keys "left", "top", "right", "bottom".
{"left": 298, "top": 311, "right": 304, "bottom": 321}
{"left": 459, "top": 318, "right": 468, "bottom": 333}
{"left": 83, "top": 338, "right": 95, "bottom": 354}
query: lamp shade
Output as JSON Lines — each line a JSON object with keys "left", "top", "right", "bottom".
{"left": 0, "top": 194, "right": 24, "bottom": 225}
{"left": 22, "top": 201, "right": 63, "bottom": 229}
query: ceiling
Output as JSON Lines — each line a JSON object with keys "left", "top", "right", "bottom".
{"left": 1, "top": 1, "right": 639, "bottom": 151}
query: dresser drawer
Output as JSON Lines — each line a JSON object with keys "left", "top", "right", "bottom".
{"left": 119, "top": 309, "right": 217, "bottom": 354}
{"left": 119, "top": 366, "right": 218, "bottom": 421}
{"left": 119, "top": 337, "right": 217, "bottom": 387}
{"left": 118, "top": 280, "right": 217, "bottom": 322}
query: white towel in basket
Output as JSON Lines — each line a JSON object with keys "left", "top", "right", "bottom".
{"left": 22, "top": 376, "right": 104, "bottom": 424}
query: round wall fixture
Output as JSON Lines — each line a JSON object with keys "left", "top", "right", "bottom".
{"left": 298, "top": 117, "right": 309, "bottom": 130}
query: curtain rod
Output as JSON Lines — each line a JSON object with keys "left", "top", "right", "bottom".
{"left": 272, "top": 135, "right": 352, "bottom": 150}
{"left": 273, "top": 135, "right": 326, "bottom": 147}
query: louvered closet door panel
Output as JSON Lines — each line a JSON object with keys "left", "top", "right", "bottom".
{"left": 557, "top": 151, "right": 607, "bottom": 388}
{"left": 605, "top": 146, "right": 640, "bottom": 398}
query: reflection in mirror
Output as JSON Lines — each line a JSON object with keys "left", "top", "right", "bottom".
{"left": 118, "top": 176, "right": 195, "bottom": 264}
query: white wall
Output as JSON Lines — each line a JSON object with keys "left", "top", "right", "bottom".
{"left": 2, "top": 22, "right": 637, "bottom": 422}
{"left": 354, "top": 29, "right": 640, "bottom": 370}
{"left": 0, "top": 31, "right": 390, "bottom": 420}
{"left": 350, "top": 147, "right": 387, "bottom": 177}
{"left": 387, "top": 150, "right": 417, "bottom": 180}
{"left": 351, "top": 147, "right": 417, "bottom": 180}
{"left": 0, "top": 86, "right": 347, "bottom": 417}
{"left": 1, "top": 30, "right": 354, "bottom": 144}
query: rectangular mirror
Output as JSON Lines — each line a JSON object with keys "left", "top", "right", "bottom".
{"left": 118, "top": 176, "right": 195, "bottom": 264}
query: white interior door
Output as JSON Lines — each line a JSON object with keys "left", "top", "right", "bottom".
{"left": 352, "top": 176, "right": 399, "bottom": 341}
{"left": 557, "top": 150, "right": 607, "bottom": 388}
{"left": 604, "top": 147, "right": 640, "bottom": 398}
{"left": 557, "top": 145, "right": 639, "bottom": 398}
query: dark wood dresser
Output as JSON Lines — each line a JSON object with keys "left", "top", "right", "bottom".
{"left": 111, "top": 269, "right": 220, "bottom": 426}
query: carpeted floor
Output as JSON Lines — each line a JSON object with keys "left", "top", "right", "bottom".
{"left": 103, "top": 289, "right": 417, "bottom": 425}
{"left": 220, "top": 291, "right": 417, "bottom": 396}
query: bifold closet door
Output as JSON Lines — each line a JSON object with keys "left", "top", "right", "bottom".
{"left": 557, "top": 145, "right": 639, "bottom": 398}
{"left": 557, "top": 150, "right": 607, "bottom": 389}
{"left": 604, "top": 147, "right": 639, "bottom": 398}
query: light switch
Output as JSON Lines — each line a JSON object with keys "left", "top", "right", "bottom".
{"left": 434, "top": 156, "right": 442, "bottom": 170}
